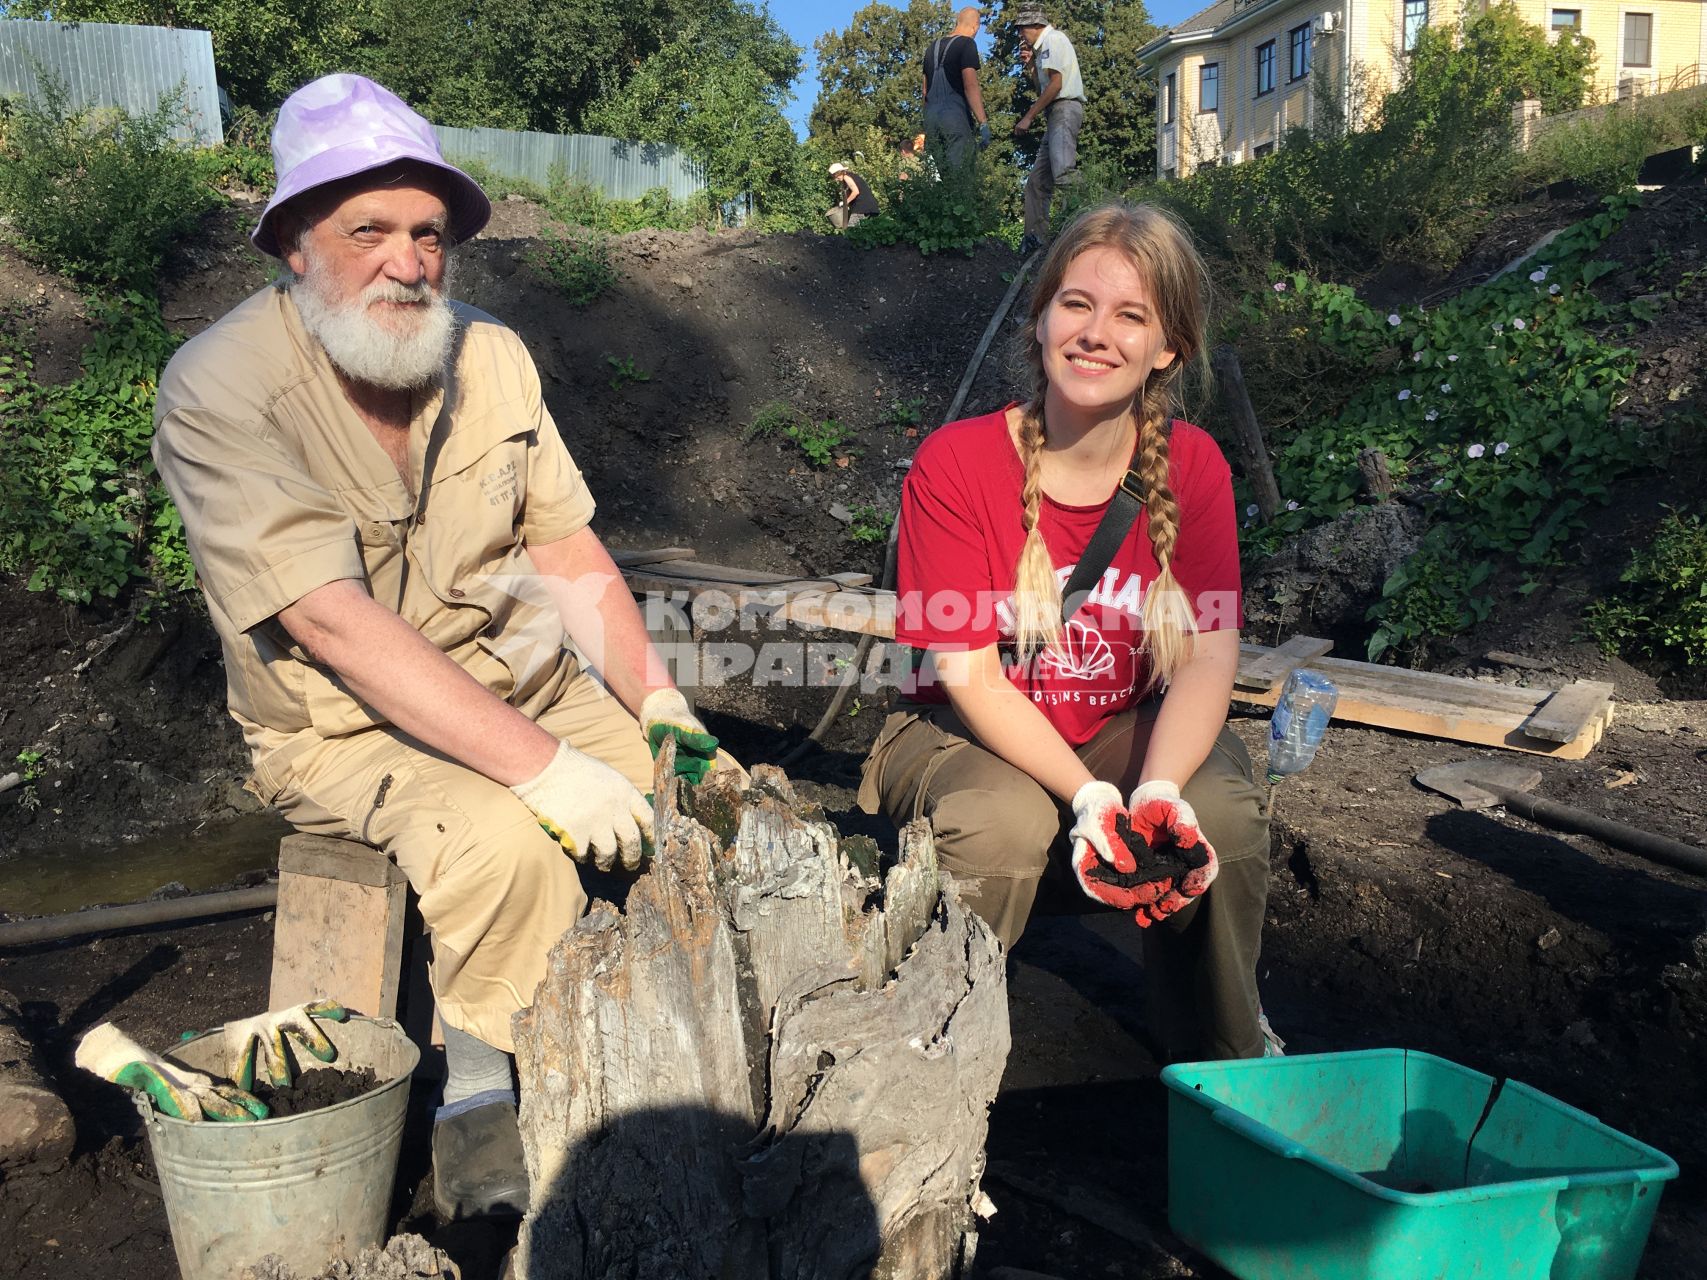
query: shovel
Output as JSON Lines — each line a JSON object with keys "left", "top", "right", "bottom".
{"left": 1415, "top": 759, "right": 1707, "bottom": 878}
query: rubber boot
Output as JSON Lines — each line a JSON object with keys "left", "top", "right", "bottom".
{"left": 432, "top": 1098, "right": 529, "bottom": 1220}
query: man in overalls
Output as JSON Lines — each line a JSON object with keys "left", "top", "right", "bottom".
{"left": 921, "top": 6, "right": 991, "bottom": 171}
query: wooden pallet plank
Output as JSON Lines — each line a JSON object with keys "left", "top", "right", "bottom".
{"left": 1234, "top": 635, "right": 1334, "bottom": 691}
{"left": 1519, "top": 680, "right": 1616, "bottom": 744}
{"left": 608, "top": 546, "right": 696, "bottom": 568}
{"left": 632, "top": 560, "right": 838, "bottom": 588}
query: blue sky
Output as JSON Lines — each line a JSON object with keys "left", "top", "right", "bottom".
{"left": 769, "top": 0, "right": 1203, "bottom": 137}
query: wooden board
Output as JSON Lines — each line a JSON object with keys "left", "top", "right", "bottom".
{"left": 269, "top": 835, "right": 406, "bottom": 1019}
{"left": 608, "top": 546, "right": 696, "bottom": 568}
{"left": 1230, "top": 647, "right": 1614, "bottom": 760}
{"left": 1233, "top": 635, "right": 1334, "bottom": 691}
{"left": 1519, "top": 680, "right": 1616, "bottom": 744}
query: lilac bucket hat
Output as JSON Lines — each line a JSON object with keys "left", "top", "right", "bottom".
{"left": 252, "top": 74, "right": 491, "bottom": 258}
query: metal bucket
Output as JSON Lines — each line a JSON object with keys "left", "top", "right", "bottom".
{"left": 139, "top": 1015, "right": 419, "bottom": 1280}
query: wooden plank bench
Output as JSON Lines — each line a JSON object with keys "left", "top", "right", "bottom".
{"left": 268, "top": 834, "right": 407, "bottom": 1018}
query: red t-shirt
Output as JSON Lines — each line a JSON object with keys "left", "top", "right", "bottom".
{"left": 895, "top": 407, "right": 1243, "bottom": 746}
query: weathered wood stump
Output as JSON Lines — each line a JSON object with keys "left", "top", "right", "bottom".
{"left": 511, "top": 748, "right": 1010, "bottom": 1280}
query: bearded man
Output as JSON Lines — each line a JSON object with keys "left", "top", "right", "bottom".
{"left": 151, "top": 75, "right": 717, "bottom": 1220}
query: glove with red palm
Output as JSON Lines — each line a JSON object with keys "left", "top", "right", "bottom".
{"left": 1070, "top": 780, "right": 1219, "bottom": 928}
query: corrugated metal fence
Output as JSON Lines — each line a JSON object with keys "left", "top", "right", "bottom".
{"left": 0, "top": 19, "right": 221, "bottom": 146}
{"left": 435, "top": 126, "right": 704, "bottom": 201}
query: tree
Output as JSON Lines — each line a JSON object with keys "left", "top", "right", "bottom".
{"left": 584, "top": 0, "right": 815, "bottom": 226}
{"left": 809, "top": 0, "right": 954, "bottom": 163}
{"left": 985, "top": 0, "right": 1162, "bottom": 191}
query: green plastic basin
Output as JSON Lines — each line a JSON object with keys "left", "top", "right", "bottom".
{"left": 1162, "top": 1049, "right": 1677, "bottom": 1280}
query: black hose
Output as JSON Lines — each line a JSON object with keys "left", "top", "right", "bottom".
{"left": 0, "top": 884, "right": 278, "bottom": 948}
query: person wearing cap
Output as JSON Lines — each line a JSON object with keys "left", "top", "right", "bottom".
{"left": 150, "top": 74, "right": 720, "bottom": 1221}
{"left": 921, "top": 6, "right": 991, "bottom": 172}
{"left": 1011, "top": 7, "right": 1085, "bottom": 256}
{"left": 826, "top": 162, "right": 880, "bottom": 230}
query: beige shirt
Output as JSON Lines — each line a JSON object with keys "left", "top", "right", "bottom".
{"left": 153, "top": 284, "right": 595, "bottom": 770}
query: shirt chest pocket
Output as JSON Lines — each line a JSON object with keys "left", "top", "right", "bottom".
{"left": 417, "top": 417, "right": 532, "bottom": 586}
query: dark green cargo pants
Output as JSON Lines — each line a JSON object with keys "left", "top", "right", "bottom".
{"left": 859, "top": 700, "right": 1272, "bottom": 1061}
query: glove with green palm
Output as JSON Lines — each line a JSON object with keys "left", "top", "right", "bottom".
{"left": 76, "top": 1023, "right": 269, "bottom": 1122}
{"left": 222, "top": 999, "right": 349, "bottom": 1091}
{"left": 640, "top": 688, "right": 719, "bottom": 785}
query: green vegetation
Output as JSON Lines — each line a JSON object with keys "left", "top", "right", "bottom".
{"left": 846, "top": 504, "right": 893, "bottom": 544}
{"left": 0, "top": 297, "right": 191, "bottom": 604}
{"left": 1241, "top": 197, "right": 1650, "bottom": 662}
{"left": 1513, "top": 93, "right": 1707, "bottom": 197}
{"left": 0, "top": 78, "right": 218, "bottom": 286}
{"left": 745, "top": 404, "right": 856, "bottom": 467}
{"left": 883, "top": 396, "right": 924, "bottom": 432}
{"left": 605, "top": 354, "right": 650, "bottom": 391}
{"left": 530, "top": 225, "right": 617, "bottom": 305}
{"left": 1585, "top": 512, "right": 1707, "bottom": 667}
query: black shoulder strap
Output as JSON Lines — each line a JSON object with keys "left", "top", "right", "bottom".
{"left": 1060, "top": 464, "right": 1146, "bottom": 622}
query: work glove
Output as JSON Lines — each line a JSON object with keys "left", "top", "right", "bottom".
{"left": 640, "top": 688, "right": 720, "bottom": 785}
{"left": 512, "top": 739, "right": 654, "bottom": 872}
{"left": 222, "top": 999, "right": 348, "bottom": 1091}
{"left": 75, "top": 1023, "right": 269, "bottom": 1122}
{"left": 978, "top": 121, "right": 993, "bottom": 149}
{"left": 1070, "top": 780, "right": 1219, "bottom": 927}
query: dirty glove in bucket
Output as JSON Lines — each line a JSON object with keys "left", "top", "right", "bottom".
{"left": 223, "top": 999, "right": 349, "bottom": 1090}
{"left": 76, "top": 1023, "right": 268, "bottom": 1122}
{"left": 511, "top": 740, "right": 654, "bottom": 872}
{"left": 641, "top": 688, "right": 720, "bottom": 785}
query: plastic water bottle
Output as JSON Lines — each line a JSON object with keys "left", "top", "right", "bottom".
{"left": 1266, "top": 669, "right": 1339, "bottom": 784}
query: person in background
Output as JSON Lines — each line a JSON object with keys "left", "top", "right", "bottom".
{"left": 921, "top": 6, "right": 992, "bottom": 172}
{"left": 149, "top": 74, "right": 720, "bottom": 1219}
{"left": 1012, "top": 6, "right": 1085, "bottom": 256}
{"left": 826, "top": 162, "right": 880, "bottom": 229}
{"left": 859, "top": 202, "right": 1277, "bottom": 1063}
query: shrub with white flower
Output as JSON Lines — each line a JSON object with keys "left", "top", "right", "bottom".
{"left": 1387, "top": 313, "right": 1401, "bottom": 326}
{"left": 1286, "top": 500, "right": 1300, "bottom": 511}
{"left": 1448, "top": 353, "right": 1459, "bottom": 362}
{"left": 1412, "top": 351, "right": 1423, "bottom": 361}
{"left": 1440, "top": 383, "right": 1451, "bottom": 393}
{"left": 1493, "top": 323, "right": 1504, "bottom": 333}
{"left": 1513, "top": 318, "right": 1527, "bottom": 330}
{"left": 1425, "top": 409, "right": 1439, "bottom": 422}
{"left": 1467, "top": 443, "right": 1486, "bottom": 458}
{"left": 1529, "top": 267, "right": 1549, "bottom": 283}
{"left": 1272, "top": 281, "right": 1287, "bottom": 292}
{"left": 1495, "top": 441, "right": 1510, "bottom": 455}
{"left": 1398, "top": 389, "right": 1412, "bottom": 401}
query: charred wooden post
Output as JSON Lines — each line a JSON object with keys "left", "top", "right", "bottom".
{"left": 511, "top": 744, "right": 1010, "bottom": 1280}
{"left": 1210, "top": 345, "right": 1282, "bottom": 521}
{"left": 1356, "top": 447, "right": 1394, "bottom": 501}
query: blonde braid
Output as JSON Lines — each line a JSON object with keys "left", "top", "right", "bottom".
{"left": 1012, "top": 398, "right": 1065, "bottom": 659}
{"left": 1136, "top": 381, "right": 1198, "bottom": 690}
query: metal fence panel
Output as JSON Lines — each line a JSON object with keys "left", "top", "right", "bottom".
{"left": 0, "top": 19, "right": 221, "bottom": 146}
{"left": 436, "top": 125, "right": 705, "bottom": 200}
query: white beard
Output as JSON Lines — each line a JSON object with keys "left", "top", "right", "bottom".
{"left": 287, "top": 253, "right": 459, "bottom": 391}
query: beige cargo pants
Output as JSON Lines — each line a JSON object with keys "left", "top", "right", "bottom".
{"left": 859, "top": 700, "right": 1272, "bottom": 1061}
{"left": 254, "top": 667, "right": 655, "bottom": 1054}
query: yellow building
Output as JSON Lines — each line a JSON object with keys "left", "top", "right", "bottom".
{"left": 1138, "top": 0, "right": 1707, "bottom": 177}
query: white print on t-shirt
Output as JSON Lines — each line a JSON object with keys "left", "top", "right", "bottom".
{"left": 1038, "top": 618, "right": 1116, "bottom": 679}
{"left": 992, "top": 565, "right": 1148, "bottom": 635}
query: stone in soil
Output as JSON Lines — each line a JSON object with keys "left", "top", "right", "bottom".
{"left": 254, "top": 1065, "right": 380, "bottom": 1117}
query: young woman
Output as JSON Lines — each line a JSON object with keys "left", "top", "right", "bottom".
{"left": 859, "top": 202, "right": 1273, "bottom": 1062}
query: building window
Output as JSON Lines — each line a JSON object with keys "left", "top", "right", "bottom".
{"left": 1622, "top": 12, "right": 1652, "bottom": 66}
{"left": 1402, "top": 0, "right": 1428, "bottom": 51}
{"left": 1200, "top": 62, "right": 1220, "bottom": 112}
{"left": 1164, "top": 72, "right": 1176, "bottom": 124}
{"left": 1549, "top": 8, "right": 1580, "bottom": 30}
{"left": 1254, "top": 140, "right": 1276, "bottom": 158}
{"left": 1255, "top": 40, "right": 1275, "bottom": 96}
{"left": 1289, "top": 23, "right": 1312, "bottom": 80}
